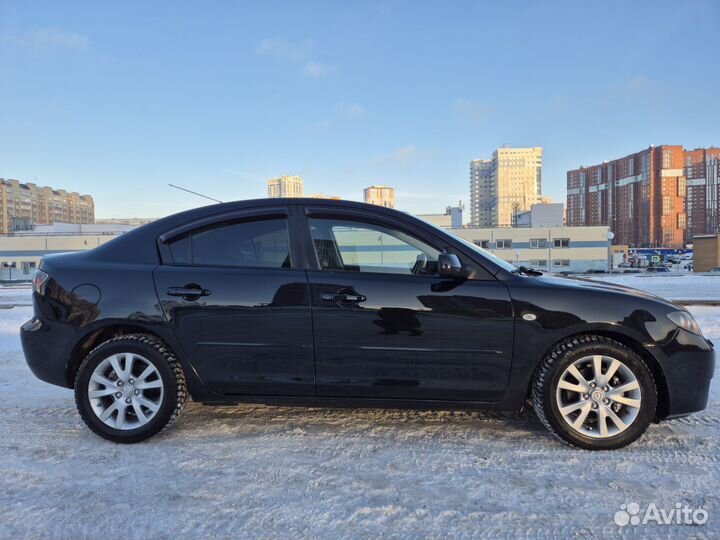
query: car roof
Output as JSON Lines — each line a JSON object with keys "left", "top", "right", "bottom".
{"left": 83, "top": 198, "right": 420, "bottom": 264}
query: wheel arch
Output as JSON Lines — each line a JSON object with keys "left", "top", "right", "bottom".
{"left": 531, "top": 329, "right": 670, "bottom": 421}
{"left": 65, "top": 324, "right": 171, "bottom": 387}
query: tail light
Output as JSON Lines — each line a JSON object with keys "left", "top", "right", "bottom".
{"left": 33, "top": 270, "right": 49, "bottom": 294}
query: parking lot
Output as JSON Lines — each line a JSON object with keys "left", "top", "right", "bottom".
{"left": 1, "top": 283, "right": 718, "bottom": 538}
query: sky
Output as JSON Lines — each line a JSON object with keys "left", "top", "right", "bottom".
{"left": 1, "top": 1, "right": 719, "bottom": 219}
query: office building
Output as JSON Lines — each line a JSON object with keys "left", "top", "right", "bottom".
{"left": 450, "top": 225, "right": 611, "bottom": 273}
{"left": 267, "top": 175, "right": 304, "bottom": 198}
{"left": 364, "top": 185, "right": 395, "bottom": 208}
{"left": 470, "top": 147, "right": 543, "bottom": 227}
{"left": 0, "top": 178, "right": 94, "bottom": 234}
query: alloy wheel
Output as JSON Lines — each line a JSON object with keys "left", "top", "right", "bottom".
{"left": 88, "top": 352, "right": 164, "bottom": 430}
{"left": 555, "top": 354, "right": 641, "bottom": 439}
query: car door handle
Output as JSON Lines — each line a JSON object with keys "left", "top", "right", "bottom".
{"left": 167, "top": 286, "right": 211, "bottom": 300}
{"left": 321, "top": 292, "right": 367, "bottom": 304}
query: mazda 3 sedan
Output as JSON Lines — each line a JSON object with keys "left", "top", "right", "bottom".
{"left": 21, "top": 199, "right": 714, "bottom": 449}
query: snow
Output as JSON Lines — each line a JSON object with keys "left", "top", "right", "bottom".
{"left": 0, "top": 285, "right": 718, "bottom": 537}
{"left": 586, "top": 273, "right": 720, "bottom": 302}
{"left": 0, "top": 284, "right": 32, "bottom": 307}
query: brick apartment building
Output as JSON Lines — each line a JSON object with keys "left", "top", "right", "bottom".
{"left": 683, "top": 147, "right": 720, "bottom": 240}
{"left": 0, "top": 178, "right": 95, "bottom": 234}
{"left": 567, "top": 146, "right": 719, "bottom": 248}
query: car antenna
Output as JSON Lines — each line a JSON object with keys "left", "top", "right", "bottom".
{"left": 168, "top": 183, "right": 223, "bottom": 203}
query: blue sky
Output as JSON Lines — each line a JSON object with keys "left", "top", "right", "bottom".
{"left": 1, "top": 1, "right": 718, "bottom": 218}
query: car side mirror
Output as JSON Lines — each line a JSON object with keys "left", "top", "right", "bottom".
{"left": 438, "top": 253, "right": 464, "bottom": 278}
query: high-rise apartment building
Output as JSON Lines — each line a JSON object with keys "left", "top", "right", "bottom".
{"left": 469, "top": 159, "right": 493, "bottom": 226}
{"left": 470, "top": 147, "right": 543, "bottom": 227}
{"left": 364, "top": 185, "right": 395, "bottom": 208}
{"left": 567, "top": 146, "right": 720, "bottom": 248}
{"left": 683, "top": 148, "right": 720, "bottom": 239}
{"left": 267, "top": 175, "right": 304, "bottom": 198}
{"left": 0, "top": 178, "right": 94, "bottom": 234}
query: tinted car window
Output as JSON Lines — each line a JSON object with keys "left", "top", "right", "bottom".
{"left": 309, "top": 218, "right": 440, "bottom": 275}
{"left": 168, "top": 218, "right": 290, "bottom": 268}
{"left": 168, "top": 235, "right": 191, "bottom": 264}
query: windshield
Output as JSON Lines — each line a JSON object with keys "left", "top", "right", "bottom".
{"left": 421, "top": 219, "right": 518, "bottom": 273}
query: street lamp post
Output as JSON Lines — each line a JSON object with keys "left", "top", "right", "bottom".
{"left": 607, "top": 231, "right": 615, "bottom": 273}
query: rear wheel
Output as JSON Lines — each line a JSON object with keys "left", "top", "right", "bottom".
{"left": 74, "top": 334, "right": 188, "bottom": 443}
{"left": 532, "top": 335, "right": 657, "bottom": 450}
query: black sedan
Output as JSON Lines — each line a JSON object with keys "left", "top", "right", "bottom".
{"left": 21, "top": 199, "right": 714, "bottom": 449}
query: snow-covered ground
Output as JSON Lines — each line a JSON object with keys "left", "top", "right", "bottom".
{"left": 589, "top": 273, "right": 720, "bottom": 302}
{"left": 0, "top": 284, "right": 718, "bottom": 538}
{"left": 0, "top": 284, "right": 32, "bottom": 307}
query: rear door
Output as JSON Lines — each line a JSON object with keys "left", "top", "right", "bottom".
{"left": 302, "top": 209, "right": 515, "bottom": 402}
{"left": 153, "top": 207, "right": 314, "bottom": 396}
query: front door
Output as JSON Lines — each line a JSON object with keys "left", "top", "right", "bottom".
{"left": 154, "top": 214, "right": 314, "bottom": 396}
{"left": 304, "top": 215, "right": 514, "bottom": 402}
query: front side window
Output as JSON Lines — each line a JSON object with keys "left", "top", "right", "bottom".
{"left": 309, "top": 218, "right": 440, "bottom": 275}
{"left": 167, "top": 218, "right": 290, "bottom": 268}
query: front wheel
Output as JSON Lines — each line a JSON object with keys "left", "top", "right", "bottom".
{"left": 74, "top": 334, "right": 188, "bottom": 443}
{"left": 532, "top": 335, "right": 657, "bottom": 450}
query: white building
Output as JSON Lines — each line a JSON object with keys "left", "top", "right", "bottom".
{"left": 470, "top": 147, "right": 543, "bottom": 227}
{"left": 0, "top": 233, "right": 126, "bottom": 281}
{"left": 267, "top": 176, "right": 304, "bottom": 198}
{"left": 449, "top": 225, "right": 611, "bottom": 273}
{"left": 25, "top": 223, "right": 136, "bottom": 235}
{"left": 515, "top": 203, "right": 564, "bottom": 228}
{"left": 363, "top": 186, "right": 395, "bottom": 208}
{"left": 417, "top": 205, "right": 463, "bottom": 228}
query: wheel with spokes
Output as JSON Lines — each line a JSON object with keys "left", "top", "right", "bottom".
{"left": 532, "top": 335, "right": 657, "bottom": 450}
{"left": 75, "top": 334, "right": 188, "bottom": 443}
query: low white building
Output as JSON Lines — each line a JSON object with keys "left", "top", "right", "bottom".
{"left": 25, "top": 223, "right": 136, "bottom": 235}
{"left": 0, "top": 223, "right": 136, "bottom": 281}
{"left": 417, "top": 206, "right": 463, "bottom": 229}
{"left": 515, "top": 203, "right": 564, "bottom": 228}
{"left": 449, "top": 225, "right": 611, "bottom": 273}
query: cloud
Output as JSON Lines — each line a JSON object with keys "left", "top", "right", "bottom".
{"left": 255, "top": 37, "right": 313, "bottom": 62}
{"left": 1, "top": 28, "right": 89, "bottom": 50}
{"left": 256, "top": 36, "right": 335, "bottom": 79}
{"left": 610, "top": 75, "right": 658, "bottom": 97}
{"left": 624, "top": 75, "right": 650, "bottom": 94}
{"left": 307, "top": 103, "right": 366, "bottom": 131}
{"left": 371, "top": 145, "right": 418, "bottom": 165}
{"left": 389, "top": 145, "right": 417, "bottom": 161}
{"left": 301, "top": 61, "right": 335, "bottom": 79}
{"left": 336, "top": 103, "right": 366, "bottom": 119}
{"left": 451, "top": 99, "right": 495, "bottom": 123}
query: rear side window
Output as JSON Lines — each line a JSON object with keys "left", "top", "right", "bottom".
{"left": 168, "top": 235, "right": 191, "bottom": 264}
{"left": 167, "top": 218, "right": 291, "bottom": 268}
